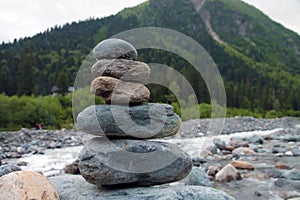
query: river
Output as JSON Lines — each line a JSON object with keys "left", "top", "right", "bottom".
{"left": 4, "top": 128, "right": 283, "bottom": 177}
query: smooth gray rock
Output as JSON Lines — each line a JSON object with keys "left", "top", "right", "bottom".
{"left": 247, "top": 135, "right": 264, "bottom": 144}
{"left": 0, "top": 164, "right": 21, "bottom": 177}
{"left": 292, "top": 148, "right": 300, "bottom": 156}
{"left": 91, "top": 59, "right": 150, "bottom": 82}
{"left": 49, "top": 174, "right": 236, "bottom": 200}
{"left": 192, "top": 156, "right": 207, "bottom": 166}
{"left": 282, "top": 169, "right": 300, "bottom": 180}
{"left": 267, "top": 169, "right": 283, "bottom": 178}
{"left": 281, "top": 134, "right": 300, "bottom": 142}
{"left": 275, "top": 178, "right": 300, "bottom": 190}
{"left": 93, "top": 38, "right": 137, "bottom": 60}
{"left": 76, "top": 104, "right": 181, "bottom": 139}
{"left": 182, "top": 167, "right": 212, "bottom": 187}
{"left": 272, "top": 147, "right": 286, "bottom": 154}
{"left": 78, "top": 137, "right": 192, "bottom": 186}
{"left": 213, "top": 138, "right": 226, "bottom": 151}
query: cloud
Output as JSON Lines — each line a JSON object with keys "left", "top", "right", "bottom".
{"left": 242, "top": 0, "right": 300, "bottom": 35}
{"left": 0, "top": 0, "right": 147, "bottom": 42}
{"left": 0, "top": 0, "right": 299, "bottom": 42}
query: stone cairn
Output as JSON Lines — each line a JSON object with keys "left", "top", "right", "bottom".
{"left": 76, "top": 38, "right": 192, "bottom": 187}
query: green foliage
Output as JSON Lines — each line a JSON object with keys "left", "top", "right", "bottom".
{"left": 72, "top": 87, "right": 104, "bottom": 121}
{"left": 0, "top": 0, "right": 299, "bottom": 122}
{"left": 0, "top": 93, "right": 74, "bottom": 131}
{"left": 0, "top": 92, "right": 298, "bottom": 131}
{"left": 56, "top": 70, "right": 69, "bottom": 94}
{"left": 17, "top": 43, "right": 37, "bottom": 95}
{"left": 172, "top": 102, "right": 300, "bottom": 121}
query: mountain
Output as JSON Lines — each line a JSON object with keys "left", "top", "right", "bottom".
{"left": 0, "top": 0, "right": 299, "bottom": 112}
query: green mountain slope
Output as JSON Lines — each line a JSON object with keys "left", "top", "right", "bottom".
{"left": 0, "top": 0, "right": 299, "bottom": 111}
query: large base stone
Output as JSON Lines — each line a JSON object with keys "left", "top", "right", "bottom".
{"left": 49, "top": 174, "right": 236, "bottom": 200}
{"left": 78, "top": 137, "right": 192, "bottom": 186}
{"left": 76, "top": 103, "right": 181, "bottom": 138}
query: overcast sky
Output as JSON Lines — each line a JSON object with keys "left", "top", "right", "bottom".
{"left": 0, "top": 0, "right": 299, "bottom": 43}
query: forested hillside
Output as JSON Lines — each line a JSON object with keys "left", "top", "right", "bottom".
{"left": 0, "top": 0, "right": 299, "bottom": 113}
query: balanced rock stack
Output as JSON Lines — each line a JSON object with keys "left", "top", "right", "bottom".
{"left": 76, "top": 38, "right": 192, "bottom": 187}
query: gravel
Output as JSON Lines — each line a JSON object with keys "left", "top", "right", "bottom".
{"left": 177, "top": 117, "right": 300, "bottom": 138}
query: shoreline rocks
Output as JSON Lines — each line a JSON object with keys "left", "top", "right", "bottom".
{"left": 1, "top": 115, "right": 299, "bottom": 200}
{"left": 50, "top": 174, "right": 236, "bottom": 200}
{"left": 0, "top": 129, "right": 84, "bottom": 160}
{"left": 0, "top": 171, "right": 59, "bottom": 200}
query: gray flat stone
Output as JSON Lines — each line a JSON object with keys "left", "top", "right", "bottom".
{"left": 76, "top": 104, "right": 181, "bottom": 139}
{"left": 78, "top": 138, "right": 192, "bottom": 186}
{"left": 282, "top": 169, "right": 300, "bottom": 180}
{"left": 181, "top": 167, "right": 212, "bottom": 187}
{"left": 275, "top": 178, "right": 300, "bottom": 190}
{"left": 292, "top": 148, "right": 300, "bottom": 156}
{"left": 93, "top": 38, "right": 137, "bottom": 60}
{"left": 49, "top": 174, "right": 236, "bottom": 200}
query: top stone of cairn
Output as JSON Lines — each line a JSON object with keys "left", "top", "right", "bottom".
{"left": 93, "top": 38, "right": 138, "bottom": 60}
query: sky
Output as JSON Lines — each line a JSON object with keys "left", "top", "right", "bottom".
{"left": 0, "top": 0, "right": 299, "bottom": 43}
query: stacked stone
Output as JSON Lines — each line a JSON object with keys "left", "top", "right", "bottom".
{"left": 77, "top": 38, "right": 192, "bottom": 187}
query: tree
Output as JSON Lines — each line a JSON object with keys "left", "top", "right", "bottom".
{"left": 17, "top": 43, "right": 37, "bottom": 96}
{"left": 56, "top": 70, "right": 69, "bottom": 95}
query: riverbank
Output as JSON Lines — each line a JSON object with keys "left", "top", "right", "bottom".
{"left": 0, "top": 129, "right": 84, "bottom": 161}
{"left": 1, "top": 116, "right": 300, "bottom": 200}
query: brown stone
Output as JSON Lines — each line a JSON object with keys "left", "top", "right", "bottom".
{"left": 215, "top": 164, "right": 242, "bottom": 182}
{"left": 231, "top": 160, "right": 255, "bottom": 170}
{"left": 64, "top": 160, "right": 80, "bottom": 174}
{"left": 232, "top": 147, "right": 256, "bottom": 156}
{"left": 207, "top": 166, "right": 220, "bottom": 176}
{"left": 91, "top": 76, "right": 150, "bottom": 104}
{"left": 225, "top": 146, "right": 235, "bottom": 151}
{"left": 262, "top": 135, "right": 273, "bottom": 140}
{"left": 91, "top": 59, "right": 150, "bottom": 82}
{"left": 0, "top": 171, "right": 59, "bottom": 200}
{"left": 275, "top": 163, "right": 293, "bottom": 170}
{"left": 200, "top": 149, "right": 213, "bottom": 158}
{"left": 229, "top": 139, "right": 249, "bottom": 148}
{"left": 214, "top": 155, "right": 224, "bottom": 161}
{"left": 17, "top": 161, "right": 28, "bottom": 166}
{"left": 244, "top": 172, "right": 268, "bottom": 179}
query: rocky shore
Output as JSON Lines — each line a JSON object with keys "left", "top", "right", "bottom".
{"left": 0, "top": 129, "right": 84, "bottom": 161}
{"left": 0, "top": 116, "right": 299, "bottom": 200}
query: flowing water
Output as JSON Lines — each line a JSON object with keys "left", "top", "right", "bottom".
{"left": 5, "top": 129, "right": 282, "bottom": 177}
{"left": 5, "top": 146, "right": 83, "bottom": 177}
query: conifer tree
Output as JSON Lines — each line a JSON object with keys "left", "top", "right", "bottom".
{"left": 17, "top": 43, "right": 36, "bottom": 96}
